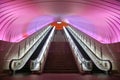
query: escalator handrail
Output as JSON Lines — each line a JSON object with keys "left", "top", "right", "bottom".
{"left": 9, "top": 26, "right": 52, "bottom": 71}
{"left": 36, "top": 27, "right": 55, "bottom": 62}
{"left": 63, "top": 27, "right": 92, "bottom": 71}
{"left": 30, "top": 27, "right": 55, "bottom": 71}
{"left": 66, "top": 27, "right": 91, "bottom": 60}
{"left": 63, "top": 27, "right": 84, "bottom": 60}
{"left": 67, "top": 26, "right": 112, "bottom": 72}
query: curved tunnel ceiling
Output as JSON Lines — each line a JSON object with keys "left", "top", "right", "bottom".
{"left": 0, "top": 0, "right": 120, "bottom": 44}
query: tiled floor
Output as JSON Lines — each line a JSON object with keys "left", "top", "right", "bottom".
{"left": 1, "top": 73, "right": 120, "bottom": 80}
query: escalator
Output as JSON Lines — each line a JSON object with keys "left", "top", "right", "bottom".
{"left": 11, "top": 27, "right": 53, "bottom": 73}
{"left": 66, "top": 28, "right": 105, "bottom": 73}
{"left": 43, "top": 30, "right": 79, "bottom": 73}
{"left": 66, "top": 28, "right": 91, "bottom": 61}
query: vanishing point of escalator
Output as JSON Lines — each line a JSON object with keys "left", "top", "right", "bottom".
{"left": 43, "top": 30, "right": 79, "bottom": 73}
{"left": 13, "top": 28, "right": 53, "bottom": 73}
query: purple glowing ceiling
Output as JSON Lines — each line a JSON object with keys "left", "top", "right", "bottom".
{"left": 0, "top": 0, "right": 120, "bottom": 43}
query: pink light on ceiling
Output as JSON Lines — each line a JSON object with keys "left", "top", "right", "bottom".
{"left": 3, "top": 15, "right": 54, "bottom": 43}
{"left": 0, "top": 0, "right": 55, "bottom": 42}
{"left": 64, "top": 13, "right": 120, "bottom": 44}
{"left": 0, "top": 0, "right": 120, "bottom": 43}
{"left": 61, "top": 0, "right": 120, "bottom": 44}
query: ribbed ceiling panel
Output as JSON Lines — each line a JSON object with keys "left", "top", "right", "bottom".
{"left": 0, "top": 0, "right": 120, "bottom": 43}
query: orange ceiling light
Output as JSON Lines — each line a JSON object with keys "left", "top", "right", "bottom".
{"left": 50, "top": 21, "right": 68, "bottom": 30}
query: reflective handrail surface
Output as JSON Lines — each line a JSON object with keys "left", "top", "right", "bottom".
{"left": 10, "top": 26, "right": 52, "bottom": 71}
{"left": 63, "top": 27, "right": 92, "bottom": 72}
{"left": 67, "top": 26, "right": 112, "bottom": 72}
{"left": 30, "top": 27, "right": 55, "bottom": 71}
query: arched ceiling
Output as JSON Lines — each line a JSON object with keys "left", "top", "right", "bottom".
{"left": 0, "top": 0, "right": 120, "bottom": 44}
